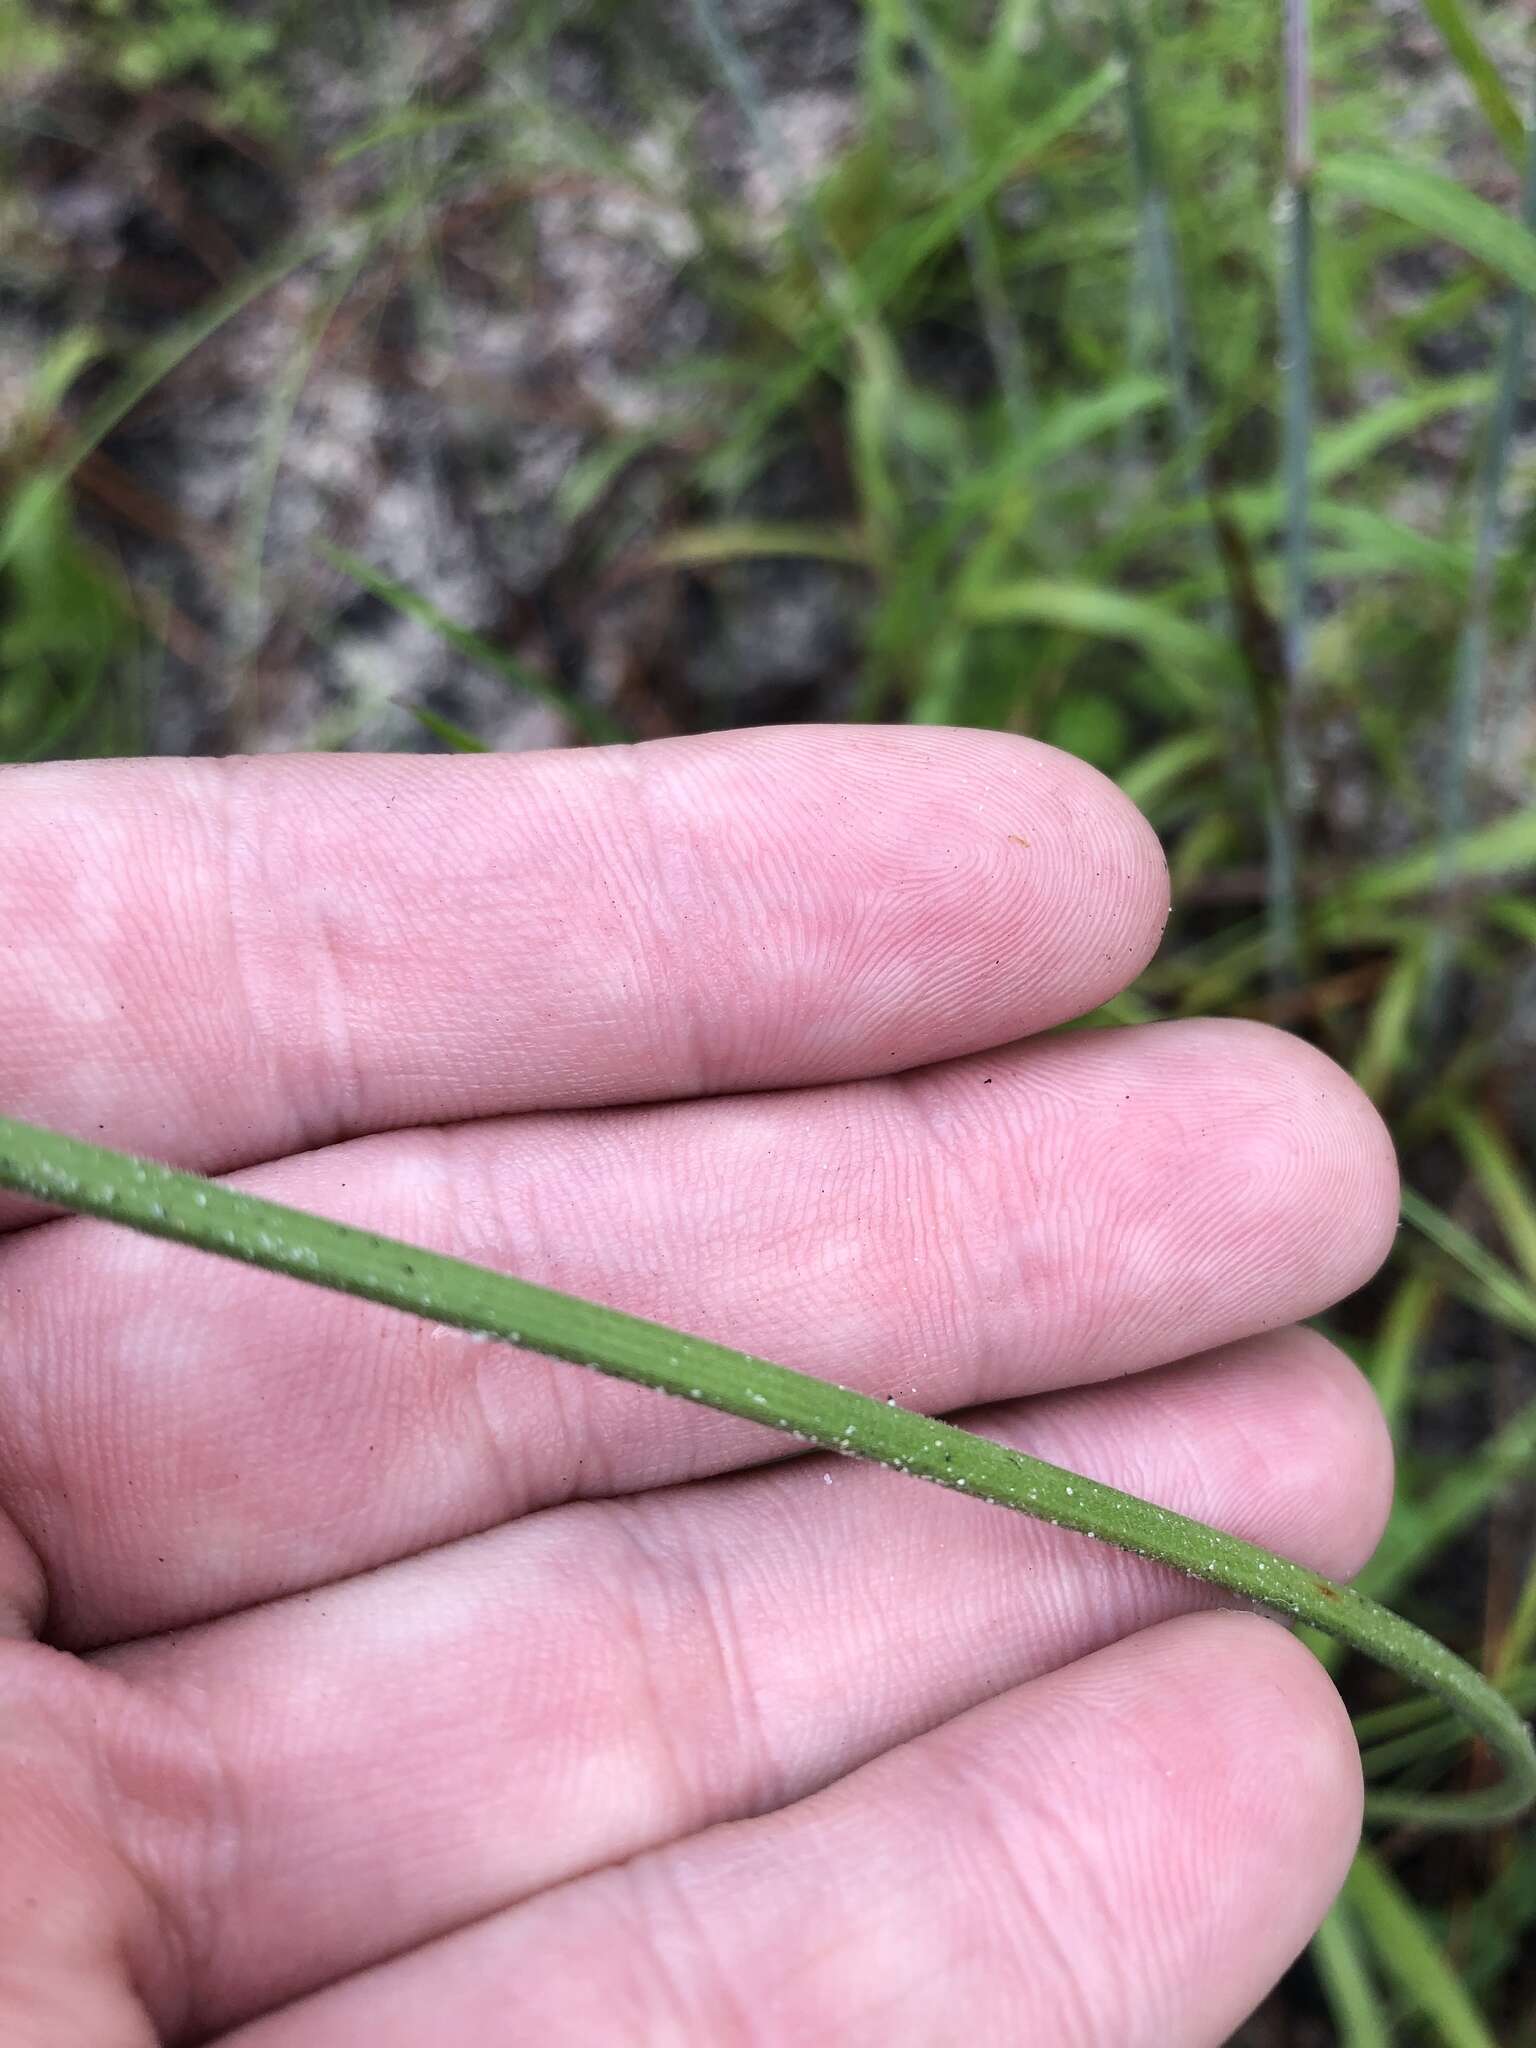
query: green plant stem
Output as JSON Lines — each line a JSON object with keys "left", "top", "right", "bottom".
{"left": 1345, "top": 1848, "right": 1504, "bottom": 2048}
{"left": 906, "top": 2, "right": 1033, "bottom": 439}
{"left": 1417, "top": 0, "right": 1527, "bottom": 172}
{"left": 1426, "top": 83, "right": 1536, "bottom": 1022}
{"left": 1113, "top": 0, "right": 1201, "bottom": 465}
{"left": 1363, "top": 1668, "right": 1536, "bottom": 1780}
{"left": 1274, "top": 0, "right": 1312, "bottom": 989}
{"left": 2, "top": 1113, "right": 1533, "bottom": 1830}
{"left": 0, "top": 219, "right": 357, "bottom": 578}
{"left": 1311, "top": 1897, "right": 1391, "bottom": 2048}
{"left": 315, "top": 541, "right": 624, "bottom": 746}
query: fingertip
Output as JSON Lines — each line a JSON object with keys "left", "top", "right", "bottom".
{"left": 1158, "top": 1017, "right": 1402, "bottom": 1306}
{"left": 1119, "top": 1609, "right": 1365, "bottom": 1918}
{"left": 1201, "top": 1609, "right": 1365, "bottom": 1860}
{"left": 633, "top": 722, "right": 1175, "bottom": 1060}
{"left": 1263, "top": 1327, "right": 1397, "bottom": 1580}
{"left": 959, "top": 726, "right": 1173, "bottom": 1004}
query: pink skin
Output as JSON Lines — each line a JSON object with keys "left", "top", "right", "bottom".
{"left": 0, "top": 729, "right": 1399, "bottom": 2047}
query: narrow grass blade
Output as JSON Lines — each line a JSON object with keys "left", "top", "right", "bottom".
{"left": 906, "top": 2, "right": 1033, "bottom": 436}
{"left": 1318, "top": 153, "right": 1536, "bottom": 294}
{"left": 683, "top": 0, "right": 922, "bottom": 559}
{"left": 0, "top": 223, "right": 352, "bottom": 576}
{"left": 1169, "top": 809, "right": 1241, "bottom": 895}
{"left": 1417, "top": 0, "right": 1527, "bottom": 168}
{"left": 1401, "top": 1187, "right": 1536, "bottom": 1337}
{"left": 229, "top": 245, "right": 371, "bottom": 741}
{"left": 1487, "top": 895, "right": 1536, "bottom": 946}
{"left": 1356, "top": 1690, "right": 1462, "bottom": 1750}
{"left": 1344, "top": 806, "right": 1536, "bottom": 906}
{"left": 316, "top": 541, "right": 624, "bottom": 745}
{"left": 1310, "top": 374, "right": 1495, "bottom": 488}
{"left": 1363, "top": 1669, "right": 1536, "bottom": 1779}
{"left": 683, "top": 0, "right": 893, "bottom": 381}
{"left": 866, "top": 376, "right": 1169, "bottom": 609}
{"left": 1272, "top": 0, "right": 1313, "bottom": 990}
{"left": 700, "top": 60, "right": 1123, "bottom": 491}
{"left": 1116, "top": 728, "right": 1223, "bottom": 814}
{"left": 401, "top": 704, "right": 489, "bottom": 753}
{"left": 1496, "top": 1566, "right": 1536, "bottom": 1688}
{"left": 961, "top": 579, "right": 1226, "bottom": 707}
{"left": 1367, "top": 1268, "right": 1438, "bottom": 1439}
{"left": 1311, "top": 502, "right": 1470, "bottom": 592}
{"left": 0, "top": 1112, "right": 1533, "bottom": 1830}
{"left": 1426, "top": 89, "right": 1536, "bottom": 1017}
{"left": 1311, "top": 1895, "right": 1393, "bottom": 2048}
{"left": 1446, "top": 1105, "right": 1536, "bottom": 1284}
{"left": 1346, "top": 1848, "right": 1502, "bottom": 2048}
{"left": 626, "top": 524, "right": 869, "bottom": 571}
{"left": 1358, "top": 1386, "right": 1536, "bottom": 1607}
{"left": 1011, "top": 377, "right": 1170, "bottom": 471}
{"left": 1352, "top": 938, "right": 1429, "bottom": 1102}
{"left": 1113, "top": 0, "right": 1202, "bottom": 463}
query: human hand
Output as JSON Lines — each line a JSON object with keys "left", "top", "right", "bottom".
{"left": 0, "top": 727, "right": 1397, "bottom": 2046}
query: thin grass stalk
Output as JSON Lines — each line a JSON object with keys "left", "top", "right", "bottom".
{"left": 229, "top": 247, "right": 369, "bottom": 747}
{"left": 1111, "top": 0, "right": 1305, "bottom": 839}
{"left": 1113, "top": 0, "right": 1326, "bottom": 992}
{"left": 315, "top": 540, "right": 624, "bottom": 746}
{"left": 1495, "top": 1564, "right": 1536, "bottom": 1688}
{"left": 1117, "top": 220, "right": 1160, "bottom": 486}
{"left": 1345, "top": 1850, "right": 1505, "bottom": 2048}
{"left": 0, "top": 223, "right": 330, "bottom": 577}
{"left": 1426, "top": 82, "right": 1536, "bottom": 1022}
{"left": 1362, "top": 1668, "right": 1536, "bottom": 1779}
{"left": 906, "top": 2, "right": 1034, "bottom": 438}
{"left": 682, "top": 0, "right": 879, "bottom": 351}
{"left": 1112, "top": 0, "right": 1203, "bottom": 470}
{"left": 1416, "top": 0, "right": 1527, "bottom": 171}
{"left": 1310, "top": 1898, "right": 1393, "bottom": 2048}
{"left": 1, "top": 1112, "right": 1534, "bottom": 1830}
{"left": 685, "top": 0, "right": 909, "bottom": 562}
{"left": 1274, "top": 0, "right": 1312, "bottom": 987}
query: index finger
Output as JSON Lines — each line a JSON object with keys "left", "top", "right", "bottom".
{"left": 0, "top": 724, "right": 1167, "bottom": 1227}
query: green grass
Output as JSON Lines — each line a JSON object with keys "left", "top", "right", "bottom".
{"left": 4, "top": 0, "right": 1536, "bottom": 2036}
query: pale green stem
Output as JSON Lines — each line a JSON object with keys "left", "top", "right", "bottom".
{"left": 1426, "top": 81, "right": 1536, "bottom": 1024}
{"left": 1310, "top": 1897, "right": 1391, "bottom": 2048}
{"left": 1, "top": 1114, "right": 1533, "bottom": 1830}
{"left": 905, "top": 1, "right": 1034, "bottom": 440}
{"left": 1274, "top": 0, "right": 1311, "bottom": 990}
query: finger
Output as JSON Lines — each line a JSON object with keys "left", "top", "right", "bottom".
{"left": 0, "top": 1019, "right": 1398, "bottom": 1645}
{"left": 213, "top": 1612, "right": 1363, "bottom": 2048}
{"left": 0, "top": 726, "right": 1167, "bottom": 1230}
{"left": 0, "top": 1641, "right": 170, "bottom": 2047}
{"left": 97, "top": 1328, "right": 1389, "bottom": 2032}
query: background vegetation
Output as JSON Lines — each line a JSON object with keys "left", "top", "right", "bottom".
{"left": 2, "top": 1, "right": 1534, "bottom": 2039}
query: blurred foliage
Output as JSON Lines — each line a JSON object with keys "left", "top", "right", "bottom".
{"left": 0, "top": 0, "right": 283, "bottom": 127}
